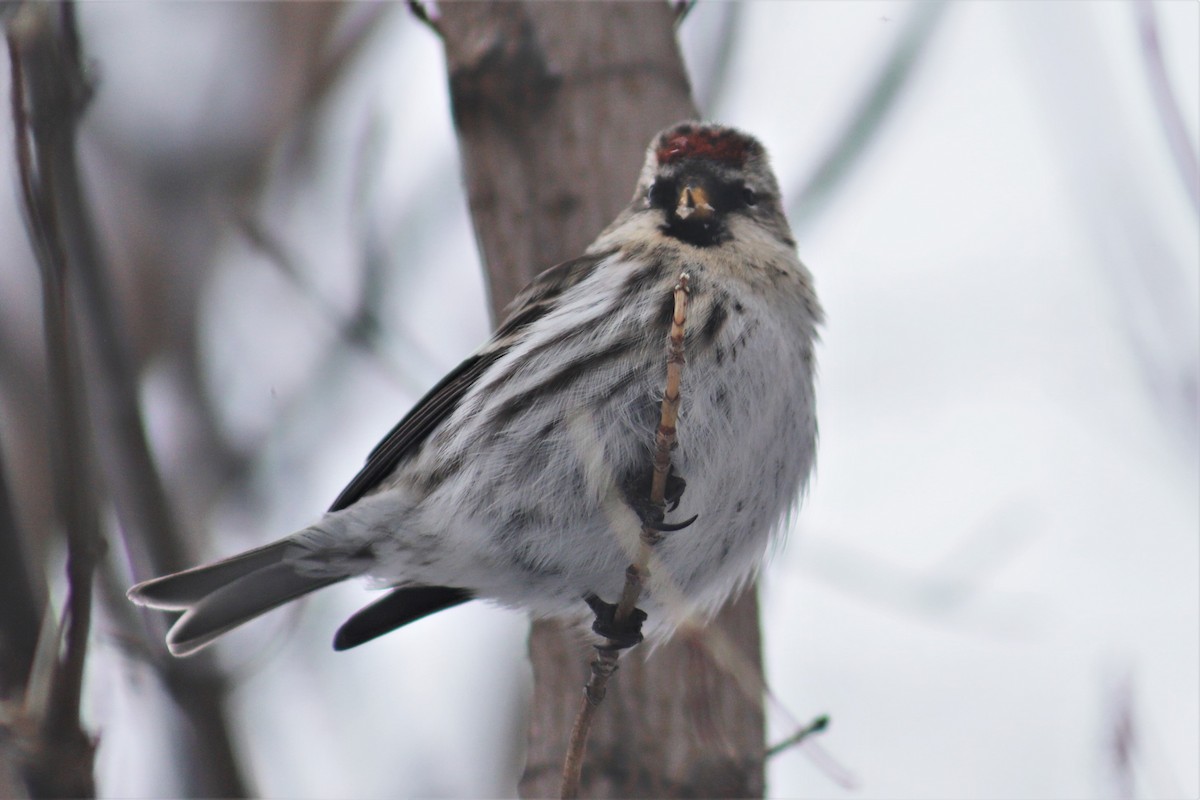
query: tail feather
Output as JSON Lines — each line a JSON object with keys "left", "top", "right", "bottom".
{"left": 127, "top": 540, "right": 292, "bottom": 610}
{"left": 127, "top": 539, "right": 346, "bottom": 656}
{"left": 167, "top": 564, "right": 342, "bottom": 656}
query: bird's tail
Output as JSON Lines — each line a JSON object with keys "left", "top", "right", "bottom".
{"left": 127, "top": 537, "right": 344, "bottom": 656}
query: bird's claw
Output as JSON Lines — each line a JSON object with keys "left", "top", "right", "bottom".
{"left": 645, "top": 513, "right": 698, "bottom": 532}
{"left": 664, "top": 471, "right": 685, "bottom": 512}
{"left": 625, "top": 467, "right": 694, "bottom": 533}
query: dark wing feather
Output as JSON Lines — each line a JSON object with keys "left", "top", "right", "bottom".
{"left": 328, "top": 351, "right": 500, "bottom": 511}
{"left": 333, "top": 586, "right": 474, "bottom": 650}
{"left": 327, "top": 251, "right": 612, "bottom": 513}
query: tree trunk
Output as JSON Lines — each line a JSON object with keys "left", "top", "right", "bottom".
{"left": 437, "top": 3, "right": 767, "bottom": 795}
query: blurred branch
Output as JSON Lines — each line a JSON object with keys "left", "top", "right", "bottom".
{"left": 249, "top": 2, "right": 393, "bottom": 194}
{"left": 0, "top": 434, "right": 41, "bottom": 699}
{"left": 789, "top": 0, "right": 948, "bottom": 231}
{"left": 1105, "top": 671, "right": 1137, "bottom": 800}
{"left": 1015, "top": 3, "right": 1199, "bottom": 454}
{"left": 292, "top": 4, "right": 390, "bottom": 123}
{"left": 406, "top": 0, "right": 441, "bottom": 36}
{"left": 232, "top": 212, "right": 421, "bottom": 393}
{"left": 672, "top": 0, "right": 699, "bottom": 26}
{"left": 690, "top": 1, "right": 743, "bottom": 115}
{"left": 225, "top": 203, "right": 452, "bottom": 504}
{"left": 6, "top": 4, "right": 102, "bottom": 794}
{"left": 7, "top": 4, "right": 254, "bottom": 796}
{"left": 766, "top": 714, "right": 829, "bottom": 758}
{"left": 1133, "top": 0, "right": 1200, "bottom": 215}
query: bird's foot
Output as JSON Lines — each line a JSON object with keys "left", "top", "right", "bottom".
{"left": 584, "top": 593, "right": 647, "bottom": 651}
{"left": 626, "top": 467, "right": 697, "bottom": 534}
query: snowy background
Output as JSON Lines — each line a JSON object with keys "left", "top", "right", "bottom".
{"left": 1, "top": 2, "right": 1195, "bottom": 798}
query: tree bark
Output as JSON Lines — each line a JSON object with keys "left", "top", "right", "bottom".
{"left": 437, "top": 3, "right": 766, "bottom": 795}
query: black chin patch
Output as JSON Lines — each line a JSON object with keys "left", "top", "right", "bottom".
{"left": 662, "top": 217, "right": 729, "bottom": 248}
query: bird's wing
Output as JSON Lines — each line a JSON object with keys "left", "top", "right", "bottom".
{"left": 328, "top": 349, "right": 501, "bottom": 511}
{"left": 327, "top": 252, "right": 611, "bottom": 512}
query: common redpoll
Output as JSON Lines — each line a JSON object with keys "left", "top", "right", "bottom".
{"left": 128, "top": 122, "right": 822, "bottom": 656}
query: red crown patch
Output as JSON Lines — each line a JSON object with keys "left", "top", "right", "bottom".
{"left": 655, "top": 126, "right": 752, "bottom": 166}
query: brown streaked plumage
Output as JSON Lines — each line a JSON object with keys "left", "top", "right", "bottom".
{"left": 128, "top": 122, "right": 822, "bottom": 657}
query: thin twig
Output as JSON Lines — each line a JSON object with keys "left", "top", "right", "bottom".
{"left": 616, "top": 274, "right": 690, "bottom": 619}
{"left": 672, "top": 0, "right": 699, "bottom": 26}
{"left": 6, "top": 4, "right": 102, "bottom": 795}
{"left": 788, "top": 0, "right": 947, "bottom": 232}
{"left": 1133, "top": 0, "right": 1200, "bottom": 215}
{"left": 407, "top": 0, "right": 442, "bottom": 36}
{"left": 231, "top": 211, "right": 424, "bottom": 394}
{"left": 0, "top": 431, "right": 41, "bottom": 699}
{"left": 766, "top": 714, "right": 830, "bottom": 758}
{"left": 24, "top": 3, "right": 255, "bottom": 792}
{"left": 559, "top": 273, "right": 691, "bottom": 800}
{"left": 249, "top": 3, "right": 392, "bottom": 195}
{"left": 618, "top": 583, "right": 854, "bottom": 789}
{"left": 44, "top": 29, "right": 258, "bottom": 800}
{"left": 693, "top": 2, "right": 744, "bottom": 115}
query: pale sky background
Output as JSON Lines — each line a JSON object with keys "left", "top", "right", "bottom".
{"left": 4, "top": 2, "right": 1195, "bottom": 798}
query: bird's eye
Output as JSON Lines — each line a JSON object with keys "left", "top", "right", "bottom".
{"left": 648, "top": 179, "right": 671, "bottom": 208}
{"left": 742, "top": 186, "right": 758, "bottom": 206}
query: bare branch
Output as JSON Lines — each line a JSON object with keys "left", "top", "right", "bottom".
{"left": 6, "top": 4, "right": 102, "bottom": 794}
{"left": 231, "top": 211, "right": 423, "bottom": 394}
{"left": 560, "top": 274, "right": 691, "bottom": 799}
{"left": 249, "top": 3, "right": 393, "bottom": 194}
{"left": 691, "top": 2, "right": 744, "bottom": 115}
{"left": 672, "top": 0, "right": 699, "bottom": 26}
{"left": 407, "top": 0, "right": 442, "bottom": 37}
{"left": 1133, "top": 0, "right": 1200, "bottom": 214}
{"left": 6, "top": 4, "right": 256, "bottom": 795}
{"left": 766, "top": 714, "right": 829, "bottom": 758}
{"left": 618, "top": 274, "right": 690, "bottom": 615}
{"left": 789, "top": 0, "right": 947, "bottom": 231}
{"left": 0, "top": 432, "right": 41, "bottom": 699}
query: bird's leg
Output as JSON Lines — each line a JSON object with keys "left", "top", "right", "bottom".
{"left": 589, "top": 467, "right": 692, "bottom": 650}
{"left": 584, "top": 593, "right": 647, "bottom": 650}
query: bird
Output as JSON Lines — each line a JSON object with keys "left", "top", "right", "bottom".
{"left": 128, "top": 121, "right": 823, "bottom": 657}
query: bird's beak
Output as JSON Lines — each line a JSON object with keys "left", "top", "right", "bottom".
{"left": 675, "top": 185, "right": 715, "bottom": 220}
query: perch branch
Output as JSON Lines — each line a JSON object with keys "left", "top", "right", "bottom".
{"left": 559, "top": 273, "right": 691, "bottom": 799}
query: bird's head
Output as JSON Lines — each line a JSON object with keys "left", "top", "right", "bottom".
{"left": 631, "top": 122, "right": 789, "bottom": 249}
